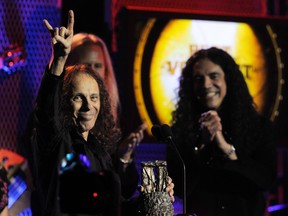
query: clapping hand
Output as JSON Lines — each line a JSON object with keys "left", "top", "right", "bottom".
{"left": 118, "top": 123, "right": 147, "bottom": 163}
{"left": 199, "top": 110, "right": 222, "bottom": 143}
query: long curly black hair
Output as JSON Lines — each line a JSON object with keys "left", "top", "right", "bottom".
{"left": 172, "top": 47, "right": 260, "bottom": 149}
{"left": 62, "top": 64, "right": 121, "bottom": 154}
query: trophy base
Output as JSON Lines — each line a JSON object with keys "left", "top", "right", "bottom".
{"left": 138, "top": 192, "right": 174, "bottom": 216}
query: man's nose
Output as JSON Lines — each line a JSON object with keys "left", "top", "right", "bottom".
{"left": 203, "top": 77, "right": 212, "bottom": 88}
{"left": 80, "top": 99, "right": 90, "bottom": 112}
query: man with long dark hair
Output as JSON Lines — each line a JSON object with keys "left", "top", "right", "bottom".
{"left": 168, "top": 47, "right": 277, "bottom": 216}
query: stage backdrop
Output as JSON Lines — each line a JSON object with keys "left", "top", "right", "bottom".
{"left": 0, "top": 0, "right": 61, "bottom": 152}
{"left": 0, "top": 1, "right": 61, "bottom": 214}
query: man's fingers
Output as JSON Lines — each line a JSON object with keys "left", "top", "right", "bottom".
{"left": 43, "top": 19, "right": 53, "bottom": 31}
{"left": 59, "top": 27, "right": 65, "bottom": 37}
{"left": 54, "top": 35, "right": 70, "bottom": 48}
{"left": 67, "top": 10, "right": 74, "bottom": 32}
{"left": 138, "top": 123, "right": 147, "bottom": 131}
{"left": 165, "top": 177, "right": 175, "bottom": 203}
{"left": 167, "top": 176, "right": 172, "bottom": 184}
{"left": 43, "top": 19, "right": 56, "bottom": 44}
{"left": 43, "top": 20, "right": 57, "bottom": 44}
{"left": 138, "top": 185, "right": 144, "bottom": 192}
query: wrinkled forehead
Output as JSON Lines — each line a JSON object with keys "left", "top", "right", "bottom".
{"left": 71, "top": 71, "right": 94, "bottom": 82}
{"left": 71, "top": 72, "right": 99, "bottom": 90}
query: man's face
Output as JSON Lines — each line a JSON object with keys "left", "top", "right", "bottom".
{"left": 70, "top": 73, "right": 100, "bottom": 133}
{"left": 75, "top": 44, "right": 105, "bottom": 78}
{"left": 192, "top": 58, "right": 227, "bottom": 110}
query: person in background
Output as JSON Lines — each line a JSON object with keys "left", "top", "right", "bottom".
{"left": 167, "top": 47, "right": 277, "bottom": 216}
{"left": 29, "top": 10, "right": 173, "bottom": 215}
{"left": 65, "top": 32, "right": 147, "bottom": 199}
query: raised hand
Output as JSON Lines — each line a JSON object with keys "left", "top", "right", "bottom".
{"left": 43, "top": 10, "right": 74, "bottom": 75}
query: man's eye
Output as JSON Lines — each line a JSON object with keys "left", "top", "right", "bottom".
{"left": 91, "top": 95, "right": 99, "bottom": 101}
{"left": 73, "top": 95, "right": 82, "bottom": 102}
{"left": 193, "top": 76, "right": 203, "bottom": 82}
{"left": 210, "top": 74, "right": 219, "bottom": 79}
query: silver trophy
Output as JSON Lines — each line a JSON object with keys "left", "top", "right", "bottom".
{"left": 138, "top": 160, "right": 174, "bottom": 216}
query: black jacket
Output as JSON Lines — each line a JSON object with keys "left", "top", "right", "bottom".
{"left": 167, "top": 116, "right": 277, "bottom": 216}
{"left": 29, "top": 70, "right": 137, "bottom": 216}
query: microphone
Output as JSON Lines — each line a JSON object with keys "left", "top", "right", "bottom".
{"left": 159, "top": 124, "right": 173, "bottom": 140}
{"left": 151, "top": 124, "right": 192, "bottom": 216}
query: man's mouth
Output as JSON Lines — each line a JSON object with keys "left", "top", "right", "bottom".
{"left": 203, "top": 91, "right": 218, "bottom": 99}
{"left": 78, "top": 113, "right": 94, "bottom": 121}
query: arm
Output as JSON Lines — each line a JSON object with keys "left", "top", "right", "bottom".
{"left": 25, "top": 12, "right": 76, "bottom": 214}
{"left": 34, "top": 10, "right": 74, "bottom": 151}
{"left": 116, "top": 123, "right": 147, "bottom": 198}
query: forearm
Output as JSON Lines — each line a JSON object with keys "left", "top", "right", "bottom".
{"left": 34, "top": 67, "right": 64, "bottom": 149}
{"left": 49, "top": 55, "right": 67, "bottom": 76}
{"left": 36, "top": 67, "right": 63, "bottom": 116}
{"left": 216, "top": 131, "right": 237, "bottom": 160}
